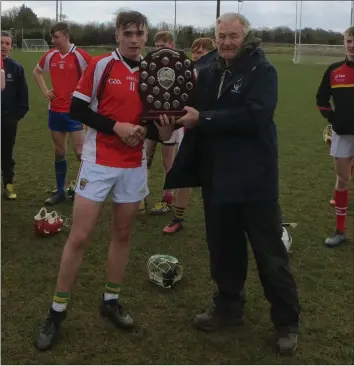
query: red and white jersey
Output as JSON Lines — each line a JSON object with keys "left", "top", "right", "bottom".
{"left": 36, "top": 44, "right": 91, "bottom": 113}
{"left": 73, "top": 49, "right": 143, "bottom": 169}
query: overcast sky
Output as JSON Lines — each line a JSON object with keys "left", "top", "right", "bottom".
{"left": 1, "top": 1, "right": 352, "bottom": 32}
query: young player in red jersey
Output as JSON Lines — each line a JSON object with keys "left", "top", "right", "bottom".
{"left": 33, "top": 22, "right": 92, "bottom": 205}
{"left": 316, "top": 26, "right": 354, "bottom": 247}
{"left": 35, "top": 11, "right": 175, "bottom": 351}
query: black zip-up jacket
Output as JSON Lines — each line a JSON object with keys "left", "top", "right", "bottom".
{"left": 164, "top": 34, "right": 279, "bottom": 203}
{"left": 316, "top": 58, "right": 354, "bottom": 135}
{"left": 1, "top": 57, "right": 29, "bottom": 122}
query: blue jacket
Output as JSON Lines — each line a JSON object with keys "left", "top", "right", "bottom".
{"left": 164, "top": 41, "right": 279, "bottom": 203}
{"left": 1, "top": 57, "right": 29, "bottom": 122}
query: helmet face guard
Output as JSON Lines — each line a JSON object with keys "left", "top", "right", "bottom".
{"left": 147, "top": 255, "right": 183, "bottom": 288}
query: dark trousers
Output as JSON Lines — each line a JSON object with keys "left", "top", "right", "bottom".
{"left": 202, "top": 192, "right": 300, "bottom": 332}
{"left": 1, "top": 119, "right": 18, "bottom": 186}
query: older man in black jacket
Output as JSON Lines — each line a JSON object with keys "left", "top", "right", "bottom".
{"left": 165, "top": 13, "right": 300, "bottom": 355}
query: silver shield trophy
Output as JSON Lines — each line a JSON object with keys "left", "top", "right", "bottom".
{"left": 139, "top": 47, "right": 196, "bottom": 120}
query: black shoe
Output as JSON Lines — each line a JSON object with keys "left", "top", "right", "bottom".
{"left": 36, "top": 308, "right": 67, "bottom": 351}
{"left": 192, "top": 305, "right": 244, "bottom": 332}
{"left": 276, "top": 330, "right": 298, "bottom": 355}
{"left": 100, "top": 297, "right": 134, "bottom": 330}
{"left": 45, "top": 190, "right": 67, "bottom": 206}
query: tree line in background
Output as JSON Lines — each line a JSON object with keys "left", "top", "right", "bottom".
{"left": 1, "top": 4, "right": 346, "bottom": 48}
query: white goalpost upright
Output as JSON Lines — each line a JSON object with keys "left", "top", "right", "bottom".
{"left": 293, "top": 0, "right": 350, "bottom": 65}
{"left": 21, "top": 28, "right": 49, "bottom": 52}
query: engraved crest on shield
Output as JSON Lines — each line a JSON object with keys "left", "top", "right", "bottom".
{"left": 157, "top": 67, "right": 176, "bottom": 90}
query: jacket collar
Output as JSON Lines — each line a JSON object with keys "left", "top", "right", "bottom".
{"left": 211, "top": 32, "right": 262, "bottom": 99}
{"left": 346, "top": 57, "right": 354, "bottom": 67}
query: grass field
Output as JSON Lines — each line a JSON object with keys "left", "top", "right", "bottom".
{"left": 1, "top": 49, "right": 353, "bottom": 365}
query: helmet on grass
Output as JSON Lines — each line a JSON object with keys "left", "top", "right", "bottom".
{"left": 147, "top": 254, "right": 183, "bottom": 288}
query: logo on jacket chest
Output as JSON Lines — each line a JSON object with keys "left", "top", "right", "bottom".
{"left": 231, "top": 78, "right": 243, "bottom": 93}
{"left": 334, "top": 74, "right": 346, "bottom": 82}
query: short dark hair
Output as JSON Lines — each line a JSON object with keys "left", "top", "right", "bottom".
{"left": 344, "top": 26, "right": 354, "bottom": 38}
{"left": 115, "top": 10, "right": 148, "bottom": 31}
{"left": 1, "top": 31, "right": 13, "bottom": 46}
{"left": 50, "top": 22, "right": 70, "bottom": 36}
{"left": 1, "top": 31, "right": 13, "bottom": 39}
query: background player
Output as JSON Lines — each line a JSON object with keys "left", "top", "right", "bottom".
{"left": 316, "top": 26, "right": 354, "bottom": 247}
{"left": 1, "top": 57, "right": 5, "bottom": 90}
{"left": 1, "top": 31, "right": 29, "bottom": 199}
{"left": 141, "top": 30, "right": 184, "bottom": 215}
{"left": 33, "top": 22, "right": 91, "bottom": 205}
{"left": 35, "top": 11, "right": 175, "bottom": 351}
{"left": 163, "top": 37, "right": 216, "bottom": 234}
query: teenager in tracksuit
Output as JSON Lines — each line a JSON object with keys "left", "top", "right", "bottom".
{"left": 1, "top": 31, "right": 29, "bottom": 199}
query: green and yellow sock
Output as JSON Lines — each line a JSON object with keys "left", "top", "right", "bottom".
{"left": 52, "top": 292, "right": 70, "bottom": 312}
{"left": 173, "top": 206, "right": 185, "bottom": 222}
{"left": 104, "top": 282, "right": 120, "bottom": 301}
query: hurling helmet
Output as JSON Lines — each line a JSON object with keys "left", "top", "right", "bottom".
{"left": 323, "top": 124, "right": 332, "bottom": 145}
{"left": 147, "top": 254, "right": 183, "bottom": 288}
{"left": 34, "top": 207, "right": 64, "bottom": 237}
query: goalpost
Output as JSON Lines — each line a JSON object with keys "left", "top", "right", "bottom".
{"left": 293, "top": 0, "right": 351, "bottom": 65}
{"left": 22, "top": 39, "right": 49, "bottom": 52}
{"left": 293, "top": 44, "right": 345, "bottom": 65}
{"left": 21, "top": 28, "right": 49, "bottom": 52}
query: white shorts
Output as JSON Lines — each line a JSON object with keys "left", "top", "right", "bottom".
{"left": 75, "top": 160, "right": 149, "bottom": 203}
{"left": 330, "top": 131, "right": 354, "bottom": 158}
{"left": 162, "top": 127, "right": 184, "bottom": 145}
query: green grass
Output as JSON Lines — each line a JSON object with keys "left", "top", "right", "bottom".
{"left": 2, "top": 50, "right": 354, "bottom": 365}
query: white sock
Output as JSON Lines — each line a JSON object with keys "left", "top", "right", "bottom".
{"left": 104, "top": 292, "right": 119, "bottom": 301}
{"left": 52, "top": 301, "right": 68, "bottom": 312}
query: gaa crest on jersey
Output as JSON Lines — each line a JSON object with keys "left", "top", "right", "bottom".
{"left": 79, "top": 178, "right": 88, "bottom": 190}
